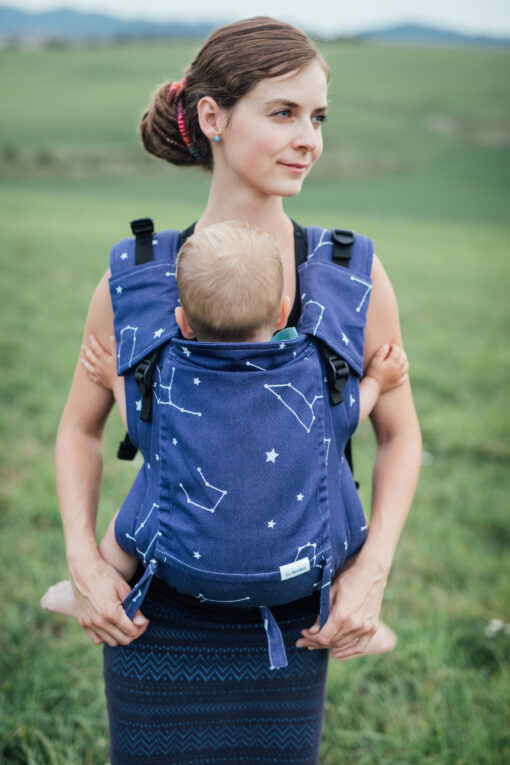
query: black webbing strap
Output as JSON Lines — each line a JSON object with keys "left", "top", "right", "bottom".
{"left": 130, "top": 218, "right": 155, "bottom": 265}
{"left": 117, "top": 432, "right": 138, "bottom": 461}
{"left": 134, "top": 348, "right": 161, "bottom": 423}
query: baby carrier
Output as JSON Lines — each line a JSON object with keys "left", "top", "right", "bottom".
{"left": 109, "top": 219, "right": 374, "bottom": 669}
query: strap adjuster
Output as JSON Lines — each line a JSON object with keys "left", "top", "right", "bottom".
{"left": 130, "top": 217, "right": 154, "bottom": 237}
{"left": 134, "top": 349, "right": 160, "bottom": 422}
{"left": 320, "top": 343, "right": 349, "bottom": 405}
{"left": 332, "top": 228, "right": 355, "bottom": 247}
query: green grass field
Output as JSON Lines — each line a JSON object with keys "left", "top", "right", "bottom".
{"left": 1, "top": 39, "right": 509, "bottom": 764}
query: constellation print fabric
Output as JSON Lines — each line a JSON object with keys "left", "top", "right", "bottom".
{"left": 104, "top": 579, "right": 328, "bottom": 765}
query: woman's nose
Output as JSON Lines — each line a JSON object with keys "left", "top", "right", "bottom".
{"left": 292, "top": 120, "right": 322, "bottom": 154}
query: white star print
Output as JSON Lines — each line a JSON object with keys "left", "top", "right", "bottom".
{"left": 193, "top": 377, "right": 201, "bottom": 386}
{"left": 135, "top": 399, "right": 142, "bottom": 411}
{"left": 120, "top": 252, "right": 128, "bottom": 260}
{"left": 297, "top": 493, "right": 304, "bottom": 501}
{"left": 279, "top": 342, "right": 286, "bottom": 350}
{"left": 267, "top": 520, "right": 276, "bottom": 529}
{"left": 266, "top": 449, "right": 279, "bottom": 463}
{"left": 350, "top": 395, "right": 356, "bottom": 407}
{"left": 342, "top": 333, "right": 349, "bottom": 345}
{"left": 172, "top": 438, "right": 178, "bottom": 445}
{"left": 193, "top": 551, "right": 201, "bottom": 559}
{"left": 116, "top": 286, "right": 123, "bottom": 294}
{"left": 154, "top": 328, "right": 164, "bottom": 338}
{"left": 155, "top": 454, "right": 160, "bottom": 461}
{"left": 182, "top": 347, "right": 191, "bottom": 357}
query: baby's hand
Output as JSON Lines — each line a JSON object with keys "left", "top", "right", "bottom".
{"left": 365, "top": 343, "right": 409, "bottom": 394}
{"left": 80, "top": 335, "right": 118, "bottom": 391}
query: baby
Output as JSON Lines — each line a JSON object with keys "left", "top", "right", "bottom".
{"left": 42, "top": 221, "right": 408, "bottom": 656}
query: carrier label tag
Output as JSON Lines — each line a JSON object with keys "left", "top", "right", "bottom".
{"left": 280, "top": 557, "right": 311, "bottom": 581}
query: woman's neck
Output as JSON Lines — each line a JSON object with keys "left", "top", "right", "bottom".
{"left": 193, "top": 172, "right": 298, "bottom": 309}
{"left": 196, "top": 175, "right": 293, "bottom": 247}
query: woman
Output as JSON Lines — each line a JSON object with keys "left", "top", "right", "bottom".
{"left": 55, "top": 17, "right": 422, "bottom": 764}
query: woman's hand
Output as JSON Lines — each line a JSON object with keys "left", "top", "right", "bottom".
{"left": 296, "top": 553, "right": 387, "bottom": 658}
{"left": 69, "top": 548, "right": 149, "bottom": 647}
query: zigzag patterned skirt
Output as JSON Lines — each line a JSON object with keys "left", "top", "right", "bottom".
{"left": 103, "top": 576, "right": 329, "bottom": 765}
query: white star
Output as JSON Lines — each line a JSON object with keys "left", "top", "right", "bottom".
{"left": 154, "top": 328, "right": 164, "bottom": 339}
{"left": 279, "top": 342, "right": 286, "bottom": 350}
{"left": 297, "top": 493, "right": 304, "bottom": 501}
{"left": 266, "top": 449, "right": 279, "bottom": 463}
{"left": 155, "top": 454, "right": 160, "bottom": 461}
{"left": 120, "top": 252, "right": 128, "bottom": 261}
{"left": 193, "top": 551, "right": 201, "bottom": 559}
{"left": 116, "top": 286, "right": 123, "bottom": 294}
{"left": 152, "top": 239, "right": 158, "bottom": 245}
{"left": 135, "top": 399, "right": 142, "bottom": 411}
{"left": 165, "top": 272, "right": 172, "bottom": 277}
{"left": 342, "top": 333, "right": 349, "bottom": 345}
{"left": 182, "top": 346, "right": 191, "bottom": 357}
{"left": 267, "top": 520, "right": 276, "bottom": 529}
{"left": 350, "top": 395, "right": 356, "bottom": 407}
{"left": 147, "top": 463, "right": 151, "bottom": 470}
{"left": 193, "top": 377, "right": 201, "bottom": 386}
{"left": 172, "top": 438, "right": 178, "bottom": 445}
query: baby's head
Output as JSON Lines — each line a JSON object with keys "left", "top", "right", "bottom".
{"left": 175, "top": 221, "right": 290, "bottom": 342}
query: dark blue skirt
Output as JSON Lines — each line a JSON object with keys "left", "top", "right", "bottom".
{"left": 104, "top": 576, "right": 329, "bottom": 765}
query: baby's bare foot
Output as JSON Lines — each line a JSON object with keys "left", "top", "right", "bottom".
{"left": 363, "top": 621, "right": 397, "bottom": 655}
{"left": 330, "top": 621, "right": 397, "bottom": 661}
{"left": 40, "top": 580, "right": 78, "bottom": 619}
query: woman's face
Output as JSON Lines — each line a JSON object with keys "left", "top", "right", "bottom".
{"left": 216, "top": 60, "right": 328, "bottom": 199}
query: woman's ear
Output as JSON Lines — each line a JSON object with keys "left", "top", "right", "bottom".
{"left": 274, "top": 295, "right": 292, "bottom": 331}
{"left": 174, "top": 306, "right": 196, "bottom": 339}
{"left": 197, "top": 96, "right": 227, "bottom": 141}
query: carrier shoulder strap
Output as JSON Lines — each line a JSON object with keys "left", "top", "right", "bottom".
{"left": 319, "top": 227, "right": 356, "bottom": 406}
{"left": 117, "top": 218, "right": 164, "bottom": 459}
{"left": 319, "top": 225, "right": 358, "bottom": 484}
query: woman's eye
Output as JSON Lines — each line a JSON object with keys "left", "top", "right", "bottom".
{"left": 272, "top": 109, "right": 292, "bottom": 118}
{"left": 313, "top": 114, "right": 327, "bottom": 125}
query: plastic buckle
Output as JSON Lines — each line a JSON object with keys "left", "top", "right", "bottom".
{"left": 134, "top": 357, "right": 152, "bottom": 397}
{"left": 130, "top": 217, "right": 154, "bottom": 237}
{"left": 326, "top": 354, "right": 349, "bottom": 405}
{"left": 331, "top": 228, "right": 355, "bottom": 247}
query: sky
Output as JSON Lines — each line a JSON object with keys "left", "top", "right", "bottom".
{"left": 6, "top": 0, "right": 510, "bottom": 38}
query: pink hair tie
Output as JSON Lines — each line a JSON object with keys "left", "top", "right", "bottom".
{"left": 177, "top": 97, "right": 200, "bottom": 158}
{"left": 166, "top": 77, "right": 186, "bottom": 105}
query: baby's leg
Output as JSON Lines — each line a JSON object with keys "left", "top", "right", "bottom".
{"left": 40, "top": 511, "right": 138, "bottom": 618}
{"left": 330, "top": 620, "right": 397, "bottom": 661}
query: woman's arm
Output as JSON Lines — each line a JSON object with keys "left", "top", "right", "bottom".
{"left": 56, "top": 271, "right": 148, "bottom": 646}
{"left": 297, "top": 255, "right": 422, "bottom": 655}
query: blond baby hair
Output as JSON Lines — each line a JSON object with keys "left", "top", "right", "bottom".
{"left": 176, "top": 221, "right": 284, "bottom": 342}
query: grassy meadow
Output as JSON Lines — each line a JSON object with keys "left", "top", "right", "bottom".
{"left": 1, "top": 38, "right": 510, "bottom": 763}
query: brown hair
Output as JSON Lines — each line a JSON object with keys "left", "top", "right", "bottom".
{"left": 176, "top": 221, "right": 284, "bottom": 342}
{"left": 140, "top": 16, "right": 329, "bottom": 171}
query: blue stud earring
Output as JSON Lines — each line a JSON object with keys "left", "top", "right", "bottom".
{"left": 213, "top": 135, "right": 221, "bottom": 143}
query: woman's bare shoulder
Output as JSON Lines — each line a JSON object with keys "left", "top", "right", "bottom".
{"left": 83, "top": 269, "right": 114, "bottom": 346}
{"left": 364, "top": 254, "right": 403, "bottom": 369}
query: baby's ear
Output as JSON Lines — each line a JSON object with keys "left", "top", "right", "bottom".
{"left": 274, "top": 295, "right": 292, "bottom": 330}
{"left": 174, "top": 306, "right": 195, "bottom": 339}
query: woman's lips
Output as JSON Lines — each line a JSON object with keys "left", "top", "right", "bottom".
{"left": 278, "top": 162, "right": 309, "bottom": 174}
